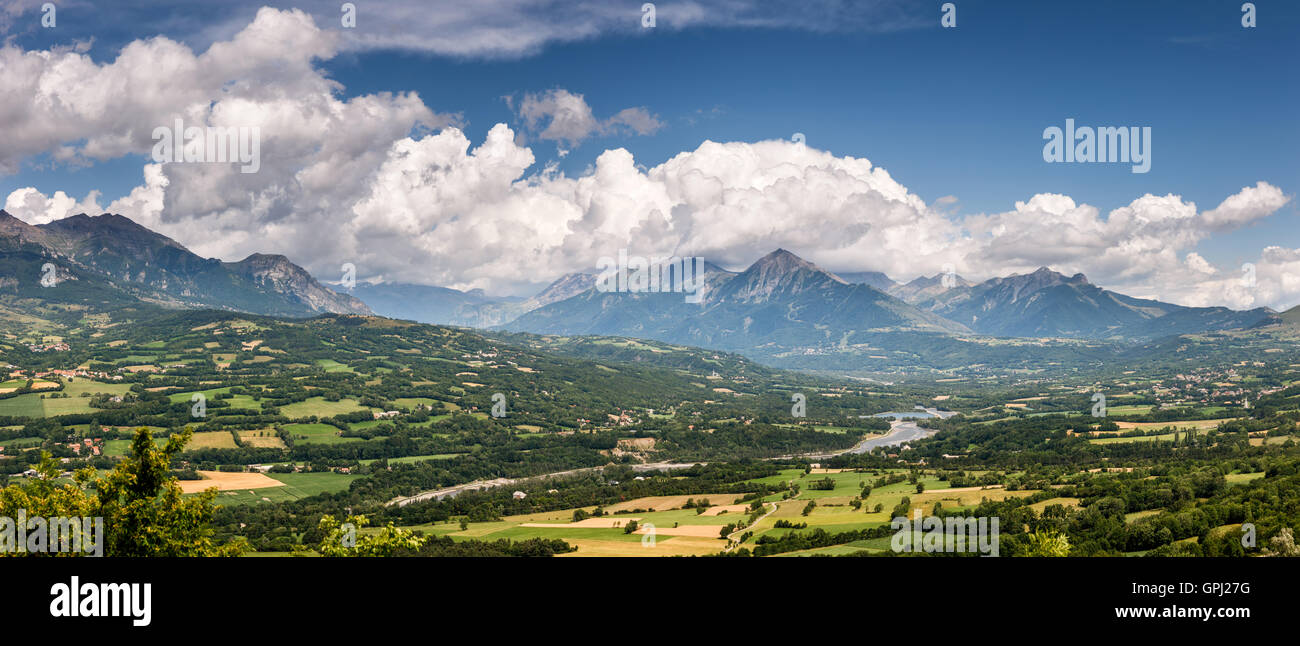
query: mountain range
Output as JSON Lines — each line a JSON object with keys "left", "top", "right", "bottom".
{"left": 344, "top": 271, "right": 595, "bottom": 328}
{"left": 0, "top": 210, "right": 369, "bottom": 320}
{"left": 503, "top": 250, "right": 969, "bottom": 351}
{"left": 1, "top": 211, "right": 1287, "bottom": 368}
{"left": 903, "top": 266, "right": 1274, "bottom": 339}
{"left": 501, "top": 249, "right": 1278, "bottom": 355}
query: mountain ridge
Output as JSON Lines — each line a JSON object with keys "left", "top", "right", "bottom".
{"left": 0, "top": 210, "right": 370, "bottom": 318}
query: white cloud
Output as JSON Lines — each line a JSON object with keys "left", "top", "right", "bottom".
{"left": 1202, "top": 181, "right": 1290, "bottom": 230}
{"left": 1, "top": 1, "right": 929, "bottom": 60}
{"left": 3, "top": 187, "right": 102, "bottom": 225}
{"left": 1, "top": 8, "right": 1295, "bottom": 313}
{"left": 513, "top": 88, "right": 663, "bottom": 150}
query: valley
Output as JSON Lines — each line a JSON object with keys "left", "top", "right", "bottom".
{"left": 3, "top": 211, "right": 1300, "bottom": 558}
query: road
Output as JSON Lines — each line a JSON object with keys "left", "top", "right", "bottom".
{"left": 384, "top": 461, "right": 702, "bottom": 507}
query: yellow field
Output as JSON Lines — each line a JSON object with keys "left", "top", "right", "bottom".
{"left": 188, "top": 431, "right": 239, "bottom": 449}
{"left": 603, "top": 494, "right": 742, "bottom": 513}
{"left": 238, "top": 430, "right": 286, "bottom": 449}
{"left": 522, "top": 517, "right": 642, "bottom": 529}
{"left": 632, "top": 524, "right": 726, "bottom": 537}
{"left": 178, "top": 470, "right": 285, "bottom": 493}
{"left": 699, "top": 504, "right": 749, "bottom": 516}
{"left": 557, "top": 537, "right": 722, "bottom": 557}
{"left": 1028, "top": 497, "right": 1081, "bottom": 513}
{"left": 1114, "top": 418, "right": 1236, "bottom": 431}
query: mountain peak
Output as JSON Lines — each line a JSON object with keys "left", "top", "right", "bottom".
{"left": 1002, "top": 266, "right": 1089, "bottom": 289}
{"left": 748, "top": 248, "right": 824, "bottom": 275}
{"left": 236, "top": 252, "right": 294, "bottom": 267}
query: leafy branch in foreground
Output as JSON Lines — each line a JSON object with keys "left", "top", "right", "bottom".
{"left": 316, "top": 514, "right": 426, "bottom": 557}
{"left": 0, "top": 427, "right": 245, "bottom": 557}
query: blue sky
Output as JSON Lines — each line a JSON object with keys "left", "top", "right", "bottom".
{"left": 1, "top": 0, "right": 1296, "bottom": 304}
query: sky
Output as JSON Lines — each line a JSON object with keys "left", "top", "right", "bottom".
{"left": 0, "top": 0, "right": 1297, "bottom": 309}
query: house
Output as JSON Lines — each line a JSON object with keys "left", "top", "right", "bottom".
{"left": 512, "top": 491, "right": 527, "bottom": 500}
{"left": 373, "top": 410, "right": 400, "bottom": 419}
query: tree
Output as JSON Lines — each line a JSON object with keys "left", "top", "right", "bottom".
{"left": 316, "top": 514, "right": 426, "bottom": 556}
{"left": 95, "top": 427, "right": 246, "bottom": 557}
{"left": 623, "top": 519, "right": 639, "bottom": 534}
{"left": 1021, "top": 529, "right": 1071, "bottom": 557}
{"left": 0, "top": 428, "right": 244, "bottom": 557}
{"left": 1262, "top": 528, "right": 1300, "bottom": 557}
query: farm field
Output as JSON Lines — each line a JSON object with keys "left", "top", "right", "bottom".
{"left": 167, "top": 386, "right": 264, "bottom": 412}
{"left": 1090, "top": 433, "right": 1178, "bottom": 445}
{"left": 0, "top": 394, "right": 44, "bottom": 418}
{"left": 1113, "top": 419, "right": 1237, "bottom": 431}
{"left": 187, "top": 431, "right": 240, "bottom": 449}
{"left": 188, "top": 471, "right": 362, "bottom": 505}
{"left": 238, "top": 430, "right": 286, "bottom": 448}
{"left": 178, "top": 470, "right": 285, "bottom": 493}
{"left": 282, "top": 422, "right": 361, "bottom": 444}
{"left": 372, "top": 469, "right": 1052, "bottom": 557}
{"left": 103, "top": 436, "right": 169, "bottom": 457}
{"left": 279, "top": 397, "right": 372, "bottom": 419}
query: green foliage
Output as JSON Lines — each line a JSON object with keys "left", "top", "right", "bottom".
{"left": 0, "top": 428, "right": 244, "bottom": 556}
{"left": 1020, "top": 529, "right": 1071, "bottom": 557}
{"left": 316, "top": 514, "right": 426, "bottom": 557}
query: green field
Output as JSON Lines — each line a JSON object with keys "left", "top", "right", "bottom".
{"left": 283, "top": 422, "right": 361, "bottom": 444}
{"left": 167, "top": 387, "right": 264, "bottom": 412}
{"left": 280, "top": 397, "right": 371, "bottom": 419}
{"left": 104, "top": 436, "right": 169, "bottom": 457}
{"left": 0, "top": 379, "right": 135, "bottom": 418}
{"left": 315, "top": 359, "right": 353, "bottom": 373}
{"left": 0, "top": 394, "right": 45, "bottom": 418}
{"left": 207, "top": 471, "right": 362, "bottom": 505}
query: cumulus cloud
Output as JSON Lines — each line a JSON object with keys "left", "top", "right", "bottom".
{"left": 1, "top": 8, "right": 1295, "bottom": 312}
{"left": 513, "top": 89, "right": 663, "bottom": 151}
{"left": 3, "top": 187, "right": 102, "bottom": 225}
{"left": 1202, "top": 181, "right": 1290, "bottom": 230}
